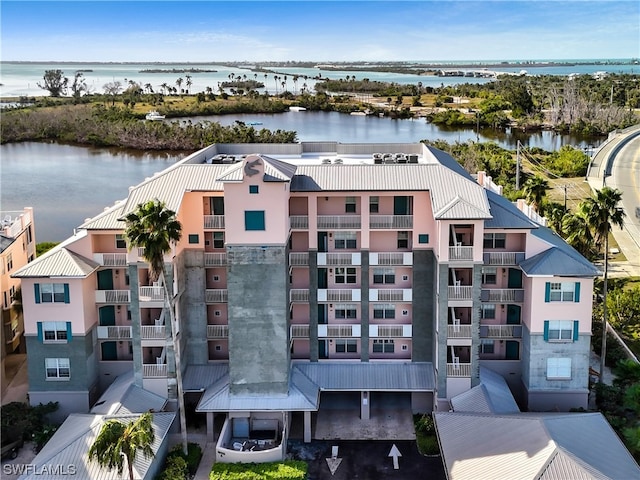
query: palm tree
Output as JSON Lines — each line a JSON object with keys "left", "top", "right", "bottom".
{"left": 175, "top": 77, "right": 183, "bottom": 96}
{"left": 580, "top": 187, "right": 625, "bottom": 382}
{"left": 124, "top": 199, "right": 188, "bottom": 453}
{"left": 185, "top": 75, "right": 192, "bottom": 95}
{"left": 562, "top": 212, "right": 594, "bottom": 258}
{"left": 88, "top": 412, "right": 155, "bottom": 480}
{"left": 522, "top": 175, "right": 549, "bottom": 212}
{"left": 546, "top": 201, "right": 567, "bottom": 234}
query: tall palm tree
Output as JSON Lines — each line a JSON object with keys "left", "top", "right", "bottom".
{"left": 522, "top": 175, "right": 549, "bottom": 212}
{"left": 175, "top": 77, "right": 183, "bottom": 96}
{"left": 546, "top": 201, "right": 567, "bottom": 234}
{"left": 88, "top": 412, "right": 155, "bottom": 480}
{"left": 562, "top": 212, "right": 594, "bottom": 258}
{"left": 185, "top": 75, "right": 192, "bottom": 95}
{"left": 124, "top": 199, "right": 188, "bottom": 453}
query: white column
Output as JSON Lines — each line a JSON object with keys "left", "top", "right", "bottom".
{"left": 304, "top": 411, "right": 312, "bottom": 443}
{"left": 361, "top": 391, "right": 370, "bottom": 420}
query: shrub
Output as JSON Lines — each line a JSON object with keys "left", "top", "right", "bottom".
{"left": 157, "top": 455, "right": 188, "bottom": 480}
{"left": 417, "top": 435, "right": 440, "bottom": 455}
{"left": 210, "top": 461, "right": 307, "bottom": 480}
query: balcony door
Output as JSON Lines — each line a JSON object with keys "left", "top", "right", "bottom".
{"left": 317, "top": 232, "right": 328, "bottom": 253}
{"left": 505, "top": 340, "right": 519, "bottom": 360}
{"left": 97, "top": 269, "right": 114, "bottom": 290}
{"left": 318, "top": 340, "right": 328, "bottom": 359}
{"left": 318, "top": 268, "right": 328, "bottom": 289}
{"left": 394, "top": 196, "right": 411, "bottom": 215}
{"left": 99, "top": 306, "right": 116, "bottom": 326}
{"left": 507, "top": 268, "right": 522, "bottom": 288}
{"left": 101, "top": 342, "right": 118, "bottom": 361}
{"left": 506, "top": 305, "right": 521, "bottom": 324}
{"left": 210, "top": 197, "right": 224, "bottom": 215}
{"left": 318, "top": 304, "right": 328, "bottom": 324}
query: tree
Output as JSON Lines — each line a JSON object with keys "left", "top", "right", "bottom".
{"left": 103, "top": 81, "right": 123, "bottom": 106}
{"left": 88, "top": 412, "right": 155, "bottom": 480}
{"left": 37, "top": 69, "right": 68, "bottom": 97}
{"left": 562, "top": 212, "right": 594, "bottom": 258}
{"left": 185, "top": 75, "right": 192, "bottom": 95}
{"left": 124, "top": 200, "right": 188, "bottom": 454}
{"left": 175, "top": 77, "right": 183, "bottom": 96}
{"left": 580, "top": 187, "right": 625, "bottom": 382}
{"left": 70, "top": 72, "right": 88, "bottom": 100}
{"left": 522, "top": 175, "right": 549, "bottom": 211}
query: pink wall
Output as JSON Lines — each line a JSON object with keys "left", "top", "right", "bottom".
{"left": 291, "top": 232, "right": 309, "bottom": 251}
{"left": 176, "top": 192, "right": 208, "bottom": 254}
{"left": 291, "top": 339, "right": 310, "bottom": 359}
{"left": 207, "top": 304, "right": 228, "bottom": 324}
{"left": 289, "top": 197, "right": 309, "bottom": 216}
{"left": 526, "top": 277, "right": 593, "bottom": 333}
{"left": 291, "top": 304, "right": 310, "bottom": 322}
{"left": 206, "top": 267, "right": 227, "bottom": 289}
{"left": 209, "top": 340, "right": 229, "bottom": 360}
{"left": 91, "top": 233, "right": 125, "bottom": 254}
{"left": 291, "top": 269, "right": 310, "bottom": 289}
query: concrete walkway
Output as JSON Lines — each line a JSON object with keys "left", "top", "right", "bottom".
{"left": 1, "top": 353, "right": 29, "bottom": 405}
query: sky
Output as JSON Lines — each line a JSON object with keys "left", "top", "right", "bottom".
{"left": 1, "top": 1, "right": 638, "bottom": 62}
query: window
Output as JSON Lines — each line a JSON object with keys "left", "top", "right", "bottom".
{"left": 213, "top": 232, "right": 224, "bottom": 249}
{"left": 116, "top": 234, "right": 127, "bottom": 249}
{"left": 9, "top": 286, "right": 16, "bottom": 303}
{"left": 345, "top": 197, "right": 356, "bottom": 213}
{"left": 127, "top": 307, "right": 132, "bottom": 320}
{"left": 373, "top": 268, "right": 395, "bottom": 284}
{"left": 402, "top": 309, "right": 409, "bottom": 316}
{"left": 480, "top": 340, "right": 495, "bottom": 354}
{"left": 188, "top": 234, "right": 199, "bottom": 244}
{"left": 41, "top": 321, "right": 69, "bottom": 343}
{"left": 373, "top": 339, "right": 395, "bottom": 353}
{"left": 545, "top": 320, "right": 578, "bottom": 342}
{"left": 397, "top": 231, "right": 409, "bottom": 249}
{"left": 418, "top": 234, "right": 429, "bottom": 244}
{"left": 249, "top": 185, "right": 259, "bottom": 194}
{"left": 335, "top": 232, "right": 357, "bottom": 249}
{"left": 7, "top": 253, "right": 13, "bottom": 272}
{"left": 369, "top": 196, "right": 379, "bottom": 213}
{"left": 546, "top": 282, "right": 580, "bottom": 302}
{"left": 45, "top": 358, "right": 70, "bottom": 380}
{"left": 547, "top": 357, "right": 572, "bottom": 380}
{"left": 214, "top": 310, "right": 221, "bottom": 317}
{"left": 483, "top": 233, "right": 506, "bottom": 249}
{"left": 36, "top": 283, "right": 69, "bottom": 304}
{"left": 213, "top": 275, "right": 220, "bottom": 282}
{"left": 335, "top": 339, "right": 357, "bottom": 353}
{"left": 482, "top": 267, "right": 497, "bottom": 285}
{"left": 373, "top": 304, "right": 395, "bottom": 319}
{"left": 335, "top": 268, "right": 357, "bottom": 284}
{"left": 481, "top": 304, "right": 496, "bottom": 319}
{"left": 245, "top": 211, "right": 265, "bottom": 231}
{"left": 335, "top": 304, "right": 357, "bottom": 319}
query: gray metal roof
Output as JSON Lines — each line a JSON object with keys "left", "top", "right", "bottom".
{"left": 183, "top": 363, "right": 229, "bottom": 392}
{"left": 11, "top": 245, "right": 98, "bottom": 278}
{"left": 19, "top": 412, "right": 175, "bottom": 480}
{"left": 0, "top": 234, "right": 15, "bottom": 252}
{"left": 425, "top": 145, "right": 476, "bottom": 181}
{"left": 450, "top": 367, "right": 520, "bottom": 414}
{"left": 485, "top": 190, "right": 538, "bottom": 229}
{"left": 216, "top": 154, "right": 298, "bottom": 182}
{"left": 90, "top": 372, "right": 167, "bottom": 415}
{"left": 79, "top": 200, "right": 127, "bottom": 230}
{"left": 434, "top": 412, "right": 640, "bottom": 480}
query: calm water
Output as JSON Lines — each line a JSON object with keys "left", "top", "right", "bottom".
{"left": 0, "top": 111, "right": 601, "bottom": 242}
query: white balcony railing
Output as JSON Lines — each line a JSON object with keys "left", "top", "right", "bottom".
{"left": 370, "top": 252, "right": 413, "bottom": 266}
{"left": 290, "top": 325, "right": 310, "bottom": 338}
{"left": 290, "top": 289, "right": 310, "bottom": 302}
{"left": 370, "top": 324, "right": 412, "bottom": 337}
{"left": 140, "top": 325, "right": 166, "bottom": 339}
{"left": 97, "top": 326, "right": 132, "bottom": 339}
{"left": 205, "top": 289, "right": 228, "bottom": 303}
{"left": 207, "top": 324, "right": 229, "bottom": 338}
{"left": 318, "top": 289, "right": 361, "bottom": 302}
{"left": 204, "top": 252, "right": 227, "bottom": 267}
{"left": 289, "top": 215, "right": 309, "bottom": 230}
{"left": 139, "top": 286, "right": 165, "bottom": 302}
{"left": 93, "top": 253, "right": 128, "bottom": 267}
{"left": 289, "top": 252, "right": 309, "bottom": 266}
{"left": 317, "top": 252, "right": 361, "bottom": 266}
{"left": 318, "top": 324, "right": 361, "bottom": 338}
{"left": 480, "top": 324, "right": 522, "bottom": 338}
{"left": 447, "top": 363, "right": 472, "bottom": 377}
{"left": 481, "top": 289, "right": 525, "bottom": 303}
{"left": 369, "top": 215, "right": 413, "bottom": 229}
{"left": 203, "top": 215, "right": 225, "bottom": 229}
{"left": 369, "top": 289, "right": 412, "bottom": 302}
{"left": 95, "top": 290, "right": 131, "bottom": 304}
{"left": 448, "top": 246, "right": 474, "bottom": 261}
{"left": 483, "top": 251, "right": 525, "bottom": 265}
{"left": 447, "top": 324, "right": 472, "bottom": 338}
{"left": 447, "top": 286, "right": 473, "bottom": 301}
{"left": 317, "top": 215, "right": 361, "bottom": 229}
{"left": 142, "top": 364, "right": 168, "bottom": 378}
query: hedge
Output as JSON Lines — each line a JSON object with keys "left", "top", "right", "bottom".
{"left": 210, "top": 461, "right": 307, "bottom": 480}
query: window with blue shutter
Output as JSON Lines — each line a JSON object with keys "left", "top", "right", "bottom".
{"left": 543, "top": 321, "right": 549, "bottom": 341}
{"left": 244, "top": 211, "right": 265, "bottom": 231}
{"left": 63, "top": 284, "right": 70, "bottom": 304}
{"left": 34, "top": 284, "right": 41, "bottom": 304}
{"left": 37, "top": 322, "right": 43, "bottom": 342}
{"left": 573, "top": 320, "right": 579, "bottom": 341}
{"left": 574, "top": 282, "right": 580, "bottom": 302}
{"left": 544, "top": 282, "right": 551, "bottom": 302}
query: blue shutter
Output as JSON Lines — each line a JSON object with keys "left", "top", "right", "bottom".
{"left": 37, "top": 322, "right": 43, "bottom": 342}
{"left": 543, "top": 320, "right": 549, "bottom": 341}
{"left": 574, "top": 282, "right": 580, "bottom": 302}
{"left": 64, "top": 284, "right": 70, "bottom": 304}
{"left": 34, "top": 284, "right": 41, "bottom": 304}
{"left": 573, "top": 320, "right": 579, "bottom": 341}
{"left": 544, "top": 282, "right": 550, "bottom": 302}
{"left": 66, "top": 322, "right": 72, "bottom": 341}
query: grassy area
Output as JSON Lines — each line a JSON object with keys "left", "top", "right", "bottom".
{"left": 210, "top": 461, "right": 307, "bottom": 480}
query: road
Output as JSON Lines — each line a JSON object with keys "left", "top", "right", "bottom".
{"left": 610, "top": 134, "right": 640, "bottom": 251}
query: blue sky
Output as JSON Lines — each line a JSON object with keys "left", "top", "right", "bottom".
{"left": 1, "top": 1, "right": 638, "bottom": 62}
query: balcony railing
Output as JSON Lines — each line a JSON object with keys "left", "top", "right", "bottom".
{"left": 370, "top": 324, "right": 412, "bottom": 337}
{"left": 449, "top": 246, "right": 474, "bottom": 261}
{"left": 204, "top": 252, "right": 227, "bottom": 267}
{"left": 290, "top": 325, "right": 310, "bottom": 338}
{"left": 318, "top": 289, "right": 361, "bottom": 302}
{"left": 142, "top": 364, "right": 167, "bottom": 378}
{"left": 290, "top": 289, "right": 310, "bottom": 302}
{"left": 141, "top": 325, "right": 167, "bottom": 340}
{"left": 480, "top": 324, "right": 523, "bottom": 338}
{"left": 369, "top": 215, "right": 413, "bottom": 229}
{"left": 317, "top": 215, "right": 361, "bottom": 229}
{"left": 139, "top": 286, "right": 165, "bottom": 302}
{"left": 94, "top": 253, "right": 128, "bottom": 267}
{"left": 207, "top": 324, "right": 229, "bottom": 338}
{"left": 481, "top": 289, "right": 525, "bottom": 303}
{"left": 370, "top": 252, "right": 413, "bottom": 266}
{"left": 447, "top": 363, "right": 472, "bottom": 377}
{"left": 95, "top": 290, "right": 131, "bottom": 304}
{"left": 203, "top": 215, "right": 225, "bottom": 229}
{"left": 318, "top": 324, "right": 361, "bottom": 338}
{"left": 447, "top": 324, "right": 472, "bottom": 338}
{"left": 369, "top": 289, "right": 412, "bottom": 302}
{"left": 289, "top": 215, "right": 309, "bottom": 230}
{"left": 97, "top": 326, "right": 132, "bottom": 340}
{"left": 289, "top": 252, "right": 309, "bottom": 266}
{"left": 447, "top": 286, "right": 473, "bottom": 301}
{"left": 205, "top": 289, "right": 228, "bottom": 303}
{"left": 483, "top": 252, "right": 526, "bottom": 266}
{"left": 317, "top": 252, "right": 361, "bottom": 266}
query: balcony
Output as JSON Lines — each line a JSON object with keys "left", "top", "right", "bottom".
{"left": 204, "top": 252, "right": 227, "bottom": 267}
{"left": 449, "top": 246, "right": 474, "bottom": 262}
{"left": 142, "top": 364, "right": 168, "bottom": 378}
{"left": 205, "top": 289, "right": 228, "bottom": 303}
{"left": 317, "top": 252, "right": 361, "bottom": 266}
{"left": 369, "top": 289, "right": 412, "bottom": 302}
{"left": 480, "top": 324, "right": 523, "bottom": 338}
{"left": 447, "top": 286, "right": 473, "bottom": 301}
{"left": 369, "top": 324, "right": 412, "bottom": 338}
{"left": 289, "top": 252, "right": 309, "bottom": 266}
{"left": 93, "top": 253, "right": 128, "bottom": 267}
{"left": 318, "top": 289, "right": 361, "bottom": 302}
{"left": 290, "top": 289, "right": 310, "bottom": 302}
{"left": 141, "top": 325, "right": 167, "bottom": 340}
{"left": 95, "top": 290, "right": 131, "bottom": 304}
{"left": 447, "top": 362, "right": 472, "bottom": 377}
{"left": 97, "top": 326, "right": 132, "bottom": 340}
{"left": 317, "top": 215, "right": 361, "bottom": 229}
{"left": 289, "top": 215, "right": 309, "bottom": 230}
{"left": 207, "top": 324, "right": 229, "bottom": 338}
{"left": 203, "top": 215, "right": 225, "bottom": 229}
{"left": 139, "top": 286, "right": 165, "bottom": 302}
{"left": 290, "top": 325, "right": 310, "bottom": 338}
{"left": 318, "top": 324, "right": 361, "bottom": 338}
{"left": 370, "top": 252, "right": 413, "bottom": 266}
{"left": 447, "top": 324, "right": 472, "bottom": 338}
{"left": 369, "top": 215, "right": 413, "bottom": 229}
{"left": 481, "top": 289, "right": 525, "bottom": 303}
{"left": 483, "top": 252, "right": 526, "bottom": 266}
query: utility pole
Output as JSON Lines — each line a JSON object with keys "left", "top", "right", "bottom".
{"left": 563, "top": 185, "right": 568, "bottom": 210}
{"left": 516, "top": 141, "right": 521, "bottom": 191}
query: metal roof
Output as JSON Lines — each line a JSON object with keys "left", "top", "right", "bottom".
{"left": 183, "top": 364, "right": 229, "bottom": 392}
{"left": 451, "top": 367, "right": 520, "bottom": 414}
{"left": 79, "top": 200, "right": 127, "bottom": 230}
{"left": 520, "top": 246, "right": 601, "bottom": 277}
{"left": 485, "top": 190, "right": 538, "bottom": 229}
{"left": 216, "top": 154, "right": 298, "bottom": 182}
{"left": 11, "top": 246, "right": 98, "bottom": 278}
{"left": 90, "top": 372, "right": 167, "bottom": 415}
{"left": 0, "top": 234, "right": 15, "bottom": 252}
{"left": 19, "top": 412, "right": 175, "bottom": 480}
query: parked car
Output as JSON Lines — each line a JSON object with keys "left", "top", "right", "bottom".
{"left": 1, "top": 437, "right": 24, "bottom": 460}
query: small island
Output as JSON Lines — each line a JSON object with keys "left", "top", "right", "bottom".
{"left": 139, "top": 68, "right": 217, "bottom": 74}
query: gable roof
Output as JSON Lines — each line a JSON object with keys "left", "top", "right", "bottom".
{"left": 79, "top": 200, "right": 126, "bottom": 230}
{"left": 216, "top": 154, "right": 298, "bottom": 182}
{"left": 450, "top": 366, "right": 520, "bottom": 414}
{"left": 11, "top": 244, "right": 98, "bottom": 278}
{"left": 520, "top": 246, "right": 601, "bottom": 277}
{"left": 485, "top": 190, "right": 538, "bottom": 229}
{"left": 90, "top": 372, "right": 167, "bottom": 415}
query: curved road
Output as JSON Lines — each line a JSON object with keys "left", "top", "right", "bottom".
{"left": 610, "top": 134, "right": 640, "bottom": 250}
